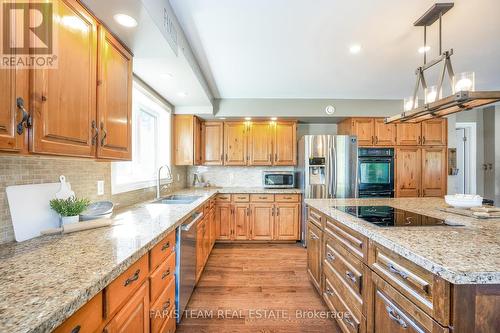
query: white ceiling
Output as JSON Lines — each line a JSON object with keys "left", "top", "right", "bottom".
{"left": 170, "top": 0, "right": 500, "bottom": 99}
{"left": 81, "top": 0, "right": 212, "bottom": 107}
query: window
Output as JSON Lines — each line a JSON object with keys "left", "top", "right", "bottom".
{"left": 111, "top": 80, "right": 171, "bottom": 194}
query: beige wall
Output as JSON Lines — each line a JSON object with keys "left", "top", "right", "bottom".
{"left": 0, "top": 155, "right": 186, "bottom": 244}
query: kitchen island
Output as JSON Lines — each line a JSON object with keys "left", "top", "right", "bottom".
{"left": 305, "top": 197, "right": 500, "bottom": 333}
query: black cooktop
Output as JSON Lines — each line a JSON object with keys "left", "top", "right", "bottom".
{"left": 335, "top": 205, "right": 457, "bottom": 227}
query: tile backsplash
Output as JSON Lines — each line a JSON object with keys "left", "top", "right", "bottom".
{"left": 0, "top": 155, "right": 186, "bottom": 244}
{"left": 187, "top": 166, "right": 294, "bottom": 187}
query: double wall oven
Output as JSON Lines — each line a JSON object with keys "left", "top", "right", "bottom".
{"left": 358, "top": 148, "right": 394, "bottom": 198}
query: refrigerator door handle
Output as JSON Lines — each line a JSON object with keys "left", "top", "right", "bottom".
{"left": 332, "top": 146, "right": 337, "bottom": 197}
{"left": 328, "top": 145, "right": 336, "bottom": 198}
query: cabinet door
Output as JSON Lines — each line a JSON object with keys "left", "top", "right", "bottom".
{"left": 396, "top": 147, "right": 421, "bottom": 197}
{"left": 194, "top": 116, "right": 203, "bottom": 165}
{"left": 422, "top": 119, "right": 447, "bottom": 146}
{"left": 210, "top": 209, "right": 216, "bottom": 248}
{"left": 215, "top": 204, "right": 232, "bottom": 240}
{"left": 352, "top": 118, "right": 375, "bottom": 146}
{"left": 196, "top": 218, "right": 205, "bottom": 278}
{"left": 0, "top": 66, "right": 28, "bottom": 152}
{"left": 421, "top": 147, "right": 446, "bottom": 197}
{"left": 224, "top": 122, "right": 247, "bottom": 165}
{"left": 174, "top": 115, "right": 199, "bottom": 165}
{"left": 96, "top": 26, "right": 132, "bottom": 160}
{"left": 250, "top": 204, "right": 274, "bottom": 240}
{"left": 248, "top": 122, "right": 273, "bottom": 166}
{"left": 105, "top": 282, "right": 149, "bottom": 333}
{"left": 274, "top": 122, "right": 297, "bottom": 165}
{"left": 307, "top": 222, "right": 322, "bottom": 291}
{"left": 396, "top": 123, "right": 422, "bottom": 146}
{"left": 202, "top": 122, "right": 224, "bottom": 165}
{"left": 31, "top": 0, "right": 97, "bottom": 157}
{"left": 233, "top": 204, "right": 250, "bottom": 240}
{"left": 275, "top": 203, "right": 300, "bottom": 240}
{"left": 374, "top": 119, "right": 396, "bottom": 146}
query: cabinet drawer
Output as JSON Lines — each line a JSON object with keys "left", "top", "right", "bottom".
{"left": 232, "top": 194, "right": 250, "bottom": 202}
{"left": 371, "top": 272, "right": 448, "bottom": 333}
{"left": 151, "top": 278, "right": 176, "bottom": 333}
{"left": 324, "top": 235, "right": 367, "bottom": 315}
{"left": 150, "top": 231, "right": 176, "bottom": 271}
{"left": 106, "top": 254, "right": 149, "bottom": 316}
{"left": 54, "top": 292, "right": 103, "bottom": 333}
{"left": 250, "top": 194, "right": 274, "bottom": 202}
{"left": 307, "top": 207, "right": 323, "bottom": 228}
{"left": 323, "top": 274, "right": 366, "bottom": 333}
{"left": 369, "top": 243, "right": 450, "bottom": 326}
{"left": 216, "top": 194, "right": 231, "bottom": 202}
{"left": 325, "top": 217, "right": 367, "bottom": 263}
{"left": 275, "top": 194, "right": 300, "bottom": 202}
{"left": 150, "top": 251, "right": 176, "bottom": 305}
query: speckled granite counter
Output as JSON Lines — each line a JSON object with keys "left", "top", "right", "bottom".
{"left": 0, "top": 187, "right": 302, "bottom": 333}
{"left": 305, "top": 197, "right": 500, "bottom": 285}
{"left": 217, "top": 186, "right": 302, "bottom": 194}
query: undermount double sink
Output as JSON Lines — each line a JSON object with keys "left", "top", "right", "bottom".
{"left": 154, "top": 195, "right": 202, "bottom": 205}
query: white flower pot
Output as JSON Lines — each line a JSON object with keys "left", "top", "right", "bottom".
{"left": 61, "top": 215, "right": 79, "bottom": 226}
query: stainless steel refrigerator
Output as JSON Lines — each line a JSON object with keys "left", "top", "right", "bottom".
{"left": 297, "top": 135, "right": 358, "bottom": 244}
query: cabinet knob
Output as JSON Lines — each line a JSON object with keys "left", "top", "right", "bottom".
{"left": 41, "top": 95, "right": 47, "bottom": 102}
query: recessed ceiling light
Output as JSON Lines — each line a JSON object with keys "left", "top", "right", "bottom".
{"left": 349, "top": 44, "right": 362, "bottom": 54}
{"left": 113, "top": 14, "right": 138, "bottom": 28}
{"left": 270, "top": 117, "right": 277, "bottom": 121}
{"left": 245, "top": 117, "right": 252, "bottom": 121}
{"left": 418, "top": 45, "right": 431, "bottom": 54}
{"left": 219, "top": 117, "right": 226, "bottom": 120}
{"left": 177, "top": 92, "right": 188, "bottom": 97}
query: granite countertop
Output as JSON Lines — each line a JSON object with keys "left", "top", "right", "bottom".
{"left": 216, "top": 186, "right": 302, "bottom": 194}
{"left": 305, "top": 197, "right": 500, "bottom": 285}
{"left": 0, "top": 186, "right": 302, "bottom": 333}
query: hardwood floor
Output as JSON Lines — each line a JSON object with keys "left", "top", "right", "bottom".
{"left": 177, "top": 243, "right": 340, "bottom": 332}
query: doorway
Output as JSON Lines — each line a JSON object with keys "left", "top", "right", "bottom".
{"left": 455, "top": 122, "right": 477, "bottom": 194}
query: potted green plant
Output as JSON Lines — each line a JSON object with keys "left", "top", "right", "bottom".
{"left": 50, "top": 197, "right": 90, "bottom": 226}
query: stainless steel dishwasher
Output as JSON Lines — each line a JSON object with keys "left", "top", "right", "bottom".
{"left": 176, "top": 211, "right": 203, "bottom": 322}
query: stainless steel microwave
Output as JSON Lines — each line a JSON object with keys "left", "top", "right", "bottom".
{"left": 262, "top": 171, "right": 296, "bottom": 188}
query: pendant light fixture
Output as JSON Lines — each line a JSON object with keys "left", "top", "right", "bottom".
{"left": 385, "top": 3, "right": 500, "bottom": 124}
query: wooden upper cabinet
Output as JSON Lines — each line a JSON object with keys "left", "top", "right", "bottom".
{"left": 30, "top": 0, "right": 97, "bottom": 158}
{"left": 224, "top": 122, "right": 248, "bottom": 166}
{"left": 352, "top": 118, "right": 375, "bottom": 146}
{"left": 248, "top": 122, "right": 273, "bottom": 166}
{"left": 374, "top": 119, "right": 396, "bottom": 146}
{"left": 274, "top": 203, "right": 300, "bottom": 240}
{"left": 274, "top": 122, "right": 297, "bottom": 165}
{"left": 421, "top": 119, "right": 447, "bottom": 146}
{"left": 174, "top": 115, "right": 202, "bottom": 165}
{"left": 104, "top": 282, "right": 149, "bottom": 333}
{"left": 421, "top": 147, "right": 447, "bottom": 197}
{"left": 250, "top": 203, "right": 274, "bottom": 240}
{"left": 233, "top": 204, "right": 250, "bottom": 240}
{"left": 202, "top": 121, "right": 224, "bottom": 165}
{"left": 396, "top": 123, "right": 422, "bottom": 146}
{"left": 396, "top": 147, "right": 421, "bottom": 197}
{"left": 96, "top": 26, "right": 133, "bottom": 160}
{"left": 0, "top": 66, "right": 28, "bottom": 152}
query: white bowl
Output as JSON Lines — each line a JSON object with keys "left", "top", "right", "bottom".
{"left": 445, "top": 195, "right": 483, "bottom": 209}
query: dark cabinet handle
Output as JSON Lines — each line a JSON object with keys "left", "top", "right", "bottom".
{"left": 162, "top": 299, "right": 171, "bottom": 312}
{"left": 91, "top": 120, "right": 99, "bottom": 146}
{"left": 276, "top": 207, "right": 280, "bottom": 216}
{"left": 422, "top": 136, "right": 426, "bottom": 144}
{"left": 123, "top": 269, "right": 140, "bottom": 286}
{"left": 16, "top": 97, "right": 31, "bottom": 135}
{"left": 386, "top": 305, "right": 408, "bottom": 328}
{"left": 326, "top": 252, "right": 335, "bottom": 262}
{"left": 161, "top": 241, "right": 170, "bottom": 251}
{"left": 161, "top": 268, "right": 171, "bottom": 280}
{"left": 388, "top": 263, "right": 409, "bottom": 279}
{"left": 325, "top": 287, "right": 334, "bottom": 296}
{"left": 100, "top": 122, "right": 107, "bottom": 147}
{"left": 344, "top": 314, "right": 356, "bottom": 328}
{"left": 345, "top": 271, "right": 357, "bottom": 284}
{"left": 70, "top": 325, "right": 81, "bottom": 333}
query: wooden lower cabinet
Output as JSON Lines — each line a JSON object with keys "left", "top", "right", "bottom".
{"left": 421, "top": 147, "right": 447, "bottom": 197}
{"left": 104, "top": 281, "right": 150, "bottom": 333}
{"left": 215, "top": 203, "right": 232, "bottom": 240}
{"left": 274, "top": 203, "right": 300, "bottom": 240}
{"left": 306, "top": 221, "right": 322, "bottom": 292}
{"left": 53, "top": 292, "right": 103, "bottom": 333}
{"left": 250, "top": 203, "right": 274, "bottom": 240}
{"left": 233, "top": 204, "right": 250, "bottom": 240}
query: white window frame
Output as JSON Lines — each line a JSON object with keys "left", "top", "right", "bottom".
{"left": 111, "top": 81, "right": 172, "bottom": 194}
